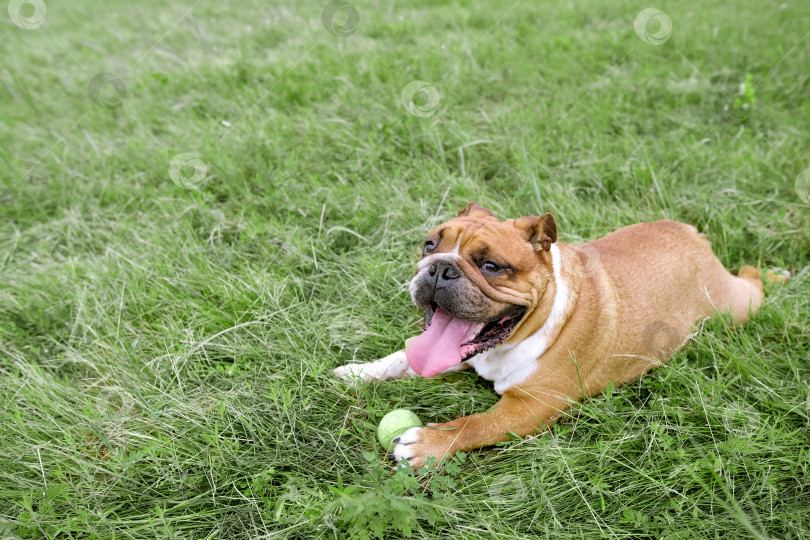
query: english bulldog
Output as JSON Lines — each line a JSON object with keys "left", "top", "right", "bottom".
{"left": 333, "top": 202, "right": 784, "bottom": 469}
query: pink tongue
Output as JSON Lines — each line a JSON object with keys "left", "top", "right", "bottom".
{"left": 405, "top": 307, "right": 478, "bottom": 377}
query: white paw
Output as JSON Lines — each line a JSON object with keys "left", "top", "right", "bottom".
{"left": 333, "top": 351, "right": 414, "bottom": 382}
{"left": 392, "top": 426, "right": 424, "bottom": 463}
{"left": 332, "top": 363, "right": 370, "bottom": 382}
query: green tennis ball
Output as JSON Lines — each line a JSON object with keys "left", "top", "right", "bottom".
{"left": 377, "top": 409, "right": 422, "bottom": 452}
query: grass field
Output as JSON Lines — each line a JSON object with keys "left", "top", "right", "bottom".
{"left": 1, "top": 0, "right": 809, "bottom": 537}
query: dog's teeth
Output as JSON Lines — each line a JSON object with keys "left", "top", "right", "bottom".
{"left": 462, "top": 322, "right": 488, "bottom": 344}
{"left": 463, "top": 323, "right": 485, "bottom": 343}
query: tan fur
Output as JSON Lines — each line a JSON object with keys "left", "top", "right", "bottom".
{"left": 390, "top": 212, "right": 781, "bottom": 468}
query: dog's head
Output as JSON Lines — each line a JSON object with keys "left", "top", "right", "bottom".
{"left": 405, "top": 202, "right": 558, "bottom": 377}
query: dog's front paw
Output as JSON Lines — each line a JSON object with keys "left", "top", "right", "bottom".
{"left": 392, "top": 426, "right": 453, "bottom": 470}
{"left": 332, "top": 363, "right": 368, "bottom": 382}
{"left": 333, "top": 351, "right": 414, "bottom": 383}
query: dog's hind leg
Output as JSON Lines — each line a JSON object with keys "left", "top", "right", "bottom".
{"left": 720, "top": 265, "right": 764, "bottom": 323}
{"left": 705, "top": 265, "right": 788, "bottom": 324}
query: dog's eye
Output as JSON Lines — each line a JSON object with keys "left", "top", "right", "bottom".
{"left": 481, "top": 261, "right": 501, "bottom": 272}
{"left": 423, "top": 241, "right": 436, "bottom": 255}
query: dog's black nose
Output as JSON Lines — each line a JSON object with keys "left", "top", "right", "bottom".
{"left": 428, "top": 260, "right": 460, "bottom": 282}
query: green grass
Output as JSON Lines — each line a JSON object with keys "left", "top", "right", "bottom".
{"left": 1, "top": 0, "right": 809, "bottom": 537}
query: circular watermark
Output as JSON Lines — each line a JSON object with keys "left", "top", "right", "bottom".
{"left": 642, "top": 320, "right": 680, "bottom": 357}
{"left": 8, "top": 0, "right": 46, "bottom": 29}
{"left": 169, "top": 153, "right": 209, "bottom": 190}
{"left": 634, "top": 8, "right": 672, "bottom": 46}
{"left": 570, "top": 243, "right": 601, "bottom": 277}
{"left": 96, "top": 387, "right": 137, "bottom": 419}
{"left": 321, "top": 0, "right": 359, "bottom": 37}
{"left": 795, "top": 169, "right": 810, "bottom": 204}
{"left": 486, "top": 473, "right": 528, "bottom": 506}
{"left": 722, "top": 84, "right": 755, "bottom": 124}
{"left": 327, "top": 313, "right": 370, "bottom": 347}
{"left": 719, "top": 401, "right": 761, "bottom": 437}
{"left": 400, "top": 80, "right": 440, "bottom": 118}
{"left": 88, "top": 73, "right": 127, "bottom": 109}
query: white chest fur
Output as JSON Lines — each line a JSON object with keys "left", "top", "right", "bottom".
{"left": 466, "top": 243, "right": 570, "bottom": 394}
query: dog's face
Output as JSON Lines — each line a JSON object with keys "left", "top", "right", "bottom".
{"left": 405, "top": 202, "right": 558, "bottom": 377}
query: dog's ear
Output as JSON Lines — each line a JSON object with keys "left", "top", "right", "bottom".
{"left": 457, "top": 202, "right": 496, "bottom": 219}
{"left": 515, "top": 213, "right": 557, "bottom": 252}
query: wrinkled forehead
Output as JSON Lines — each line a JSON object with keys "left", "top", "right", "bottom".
{"left": 427, "top": 217, "right": 522, "bottom": 253}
